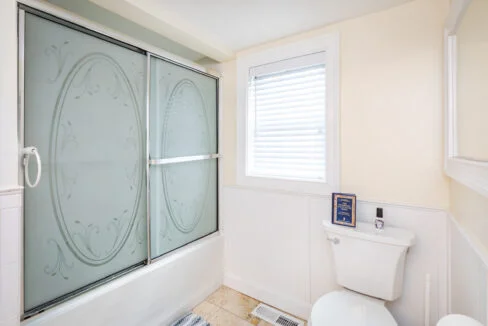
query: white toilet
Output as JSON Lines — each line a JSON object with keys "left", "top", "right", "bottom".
{"left": 310, "top": 221, "right": 484, "bottom": 326}
{"left": 310, "top": 220, "right": 415, "bottom": 325}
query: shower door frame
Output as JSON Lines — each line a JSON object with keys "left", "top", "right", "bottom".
{"left": 17, "top": 0, "right": 222, "bottom": 320}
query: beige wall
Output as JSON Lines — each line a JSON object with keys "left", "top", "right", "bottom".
{"left": 219, "top": 0, "right": 450, "bottom": 209}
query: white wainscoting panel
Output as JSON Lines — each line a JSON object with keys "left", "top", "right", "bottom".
{"left": 0, "top": 189, "right": 22, "bottom": 326}
{"left": 309, "top": 197, "right": 341, "bottom": 302}
{"left": 223, "top": 187, "right": 311, "bottom": 317}
{"left": 356, "top": 202, "right": 448, "bottom": 326}
{"left": 5, "top": 184, "right": 488, "bottom": 326}
{"left": 449, "top": 216, "right": 487, "bottom": 324}
{"left": 222, "top": 186, "right": 449, "bottom": 326}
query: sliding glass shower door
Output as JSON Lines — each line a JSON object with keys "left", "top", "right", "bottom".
{"left": 148, "top": 56, "right": 218, "bottom": 259}
{"left": 23, "top": 11, "right": 147, "bottom": 313}
{"left": 21, "top": 4, "right": 219, "bottom": 318}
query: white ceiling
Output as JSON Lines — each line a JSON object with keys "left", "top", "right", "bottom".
{"left": 91, "top": 0, "right": 411, "bottom": 61}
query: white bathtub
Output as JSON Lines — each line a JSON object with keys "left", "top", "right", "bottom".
{"left": 23, "top": 233, "right": 224, "bottom": 326}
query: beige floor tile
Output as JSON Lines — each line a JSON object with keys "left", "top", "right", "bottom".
{"left": 193, "top": 301, "right": 220, "bottom": 321}
{"left": 247, "top": 315, "right": 261, "bottom": 325}
{"left": 207, "top": 307, "right": 254, "bottom": 326}
{"left": 207, "top": 286, "right": 260, "bottom": 323}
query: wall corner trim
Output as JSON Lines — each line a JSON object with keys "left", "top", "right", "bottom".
{"left": 0, "top": 186, "right": 22, "bottom": 196}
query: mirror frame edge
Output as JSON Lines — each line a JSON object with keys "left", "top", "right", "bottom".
{"left": 444, "top": 0, "right": 488, "bottom": 198}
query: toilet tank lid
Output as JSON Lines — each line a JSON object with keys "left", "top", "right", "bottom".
{"left": 323, "top": 221, "right": 415, "bottom": 247}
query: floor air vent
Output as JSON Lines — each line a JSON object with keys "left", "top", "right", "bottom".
{"left": 251, "top": 303, "right": 304, "bottom": 326}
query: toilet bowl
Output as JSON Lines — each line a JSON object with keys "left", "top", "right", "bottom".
{"left": 437, "top": 314, "right": 483, "bottom": 326}
{"left": 310, "top": 290, "right": 396, "bottom": 326}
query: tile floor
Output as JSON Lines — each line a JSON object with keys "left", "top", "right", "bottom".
{"left": 192, "top": 286, "right": 307, "bottom": 326}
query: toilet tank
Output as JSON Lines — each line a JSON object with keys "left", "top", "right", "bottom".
{"left": 323, "top": 221, "right": 415, "bottom": 301}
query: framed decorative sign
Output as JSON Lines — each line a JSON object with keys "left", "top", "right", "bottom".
{"left": 331, "top": 193, "right": 357, "bottom": 227}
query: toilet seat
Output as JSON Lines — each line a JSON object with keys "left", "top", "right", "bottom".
{"left": 310, "top": 290, "right": 397, "bottom": 326}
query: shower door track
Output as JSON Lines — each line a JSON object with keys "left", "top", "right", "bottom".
{"left": 22, "top": 262, "right": 144, "bottom": 320}
{"left": 18, "top": 0, "right": 221, "bottom": 320}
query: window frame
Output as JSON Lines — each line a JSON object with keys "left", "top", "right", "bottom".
{"left": 236, "top": 33, "right": 340, "bottom": 195}
{"left": 444, "top": 0, "right": 488, "bottom": 199}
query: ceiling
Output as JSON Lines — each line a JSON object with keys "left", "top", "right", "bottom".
{"left": 47, "top": 0, "right": 206, "bottom": 62}
{"left": 90, "top": 0, "right": 411, "bottom": 62}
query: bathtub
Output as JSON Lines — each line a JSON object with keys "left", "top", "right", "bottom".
{"left": 22, "top": 233, "right": 224, "bottom": 326}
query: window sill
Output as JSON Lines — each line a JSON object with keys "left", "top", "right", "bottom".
{"left": 236, "top": 173, "right": 337, "bottom": 196}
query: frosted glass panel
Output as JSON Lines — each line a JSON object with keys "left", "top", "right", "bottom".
{"left": 23, "top": 13, "right": 147, "bottom": 311}
{"left": 149, "top": 55, "right": 218, "bottom": 258}
{"left": 149, "top": 56, "right": 218, "bottom": 158}
{"left": 150, "top": 159, "right": 218, "bottom": 257}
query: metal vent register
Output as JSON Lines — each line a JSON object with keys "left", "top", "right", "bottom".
{"left": 251, "top": 303, "right": 304, "bottom": 326}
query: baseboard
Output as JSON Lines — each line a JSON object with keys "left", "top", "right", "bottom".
{"left": 224, "top": 273, "right": 312, "bottom": 320}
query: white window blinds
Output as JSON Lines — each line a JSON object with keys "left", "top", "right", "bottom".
{"left": 247, "top": 52, "right": 327, "bottom": 182}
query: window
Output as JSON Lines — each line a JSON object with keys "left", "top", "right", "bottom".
{"left": 237, "top": 34, "right": 339, "bottom": 194}
{"left": 248, "top": 53, "right": 326, "bottom": 182}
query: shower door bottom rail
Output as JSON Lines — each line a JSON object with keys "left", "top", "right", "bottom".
{"left": 23, "top": 262, "right": 145, "bottom": 320}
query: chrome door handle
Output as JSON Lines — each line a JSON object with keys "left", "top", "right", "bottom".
{"left": 22, "top": 146, "right": 42, "bottom": 188}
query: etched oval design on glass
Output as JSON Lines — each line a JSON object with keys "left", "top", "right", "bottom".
{"left": 162, "top": 79, "right": 211, "bottom": 233}
{"left": 49, "top": 53, "right": 144, "bottom": 266}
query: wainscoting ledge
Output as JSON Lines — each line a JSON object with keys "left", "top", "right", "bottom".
{"left": 0, "top": 186, "right": 22, "bottom": 196}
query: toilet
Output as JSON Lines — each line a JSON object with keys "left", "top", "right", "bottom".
{"left": 310, "top": 220, "right": 415, "bottom": 325}
{"left": 310, "top": 220, "right": 485, "bottom": 326}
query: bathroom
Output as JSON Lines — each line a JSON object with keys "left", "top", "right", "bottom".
{"left": 0, "top": 0, "right": 487, "bottom": 325}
